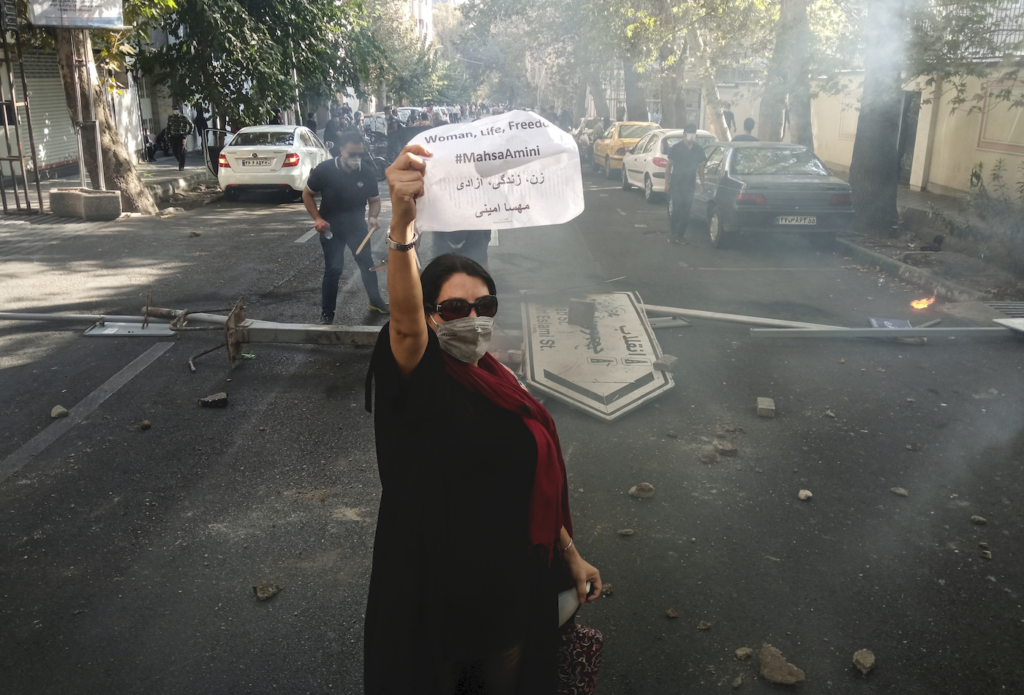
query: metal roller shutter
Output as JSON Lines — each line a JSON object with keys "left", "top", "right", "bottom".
{"left": 2, "top": 52, "right": 79, "bottom": 173}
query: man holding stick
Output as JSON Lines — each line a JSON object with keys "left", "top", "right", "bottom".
{"left": 303, "top": 131, "right": 388, "bottom": 324}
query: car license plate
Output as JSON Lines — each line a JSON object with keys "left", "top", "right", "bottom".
{"left": 241, "top": 158, "right": 271, "bottom": 167}
{"left": 777, "top": 216, "right": 816, "bottom": 225}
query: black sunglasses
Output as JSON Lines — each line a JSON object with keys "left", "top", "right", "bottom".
{"left": 429, "top": 295, "right": 498, "bottom": 322}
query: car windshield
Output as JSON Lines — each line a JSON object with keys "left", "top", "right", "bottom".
{"left": 618, "top": 124, "right": 658, "bottom": 139}
{"left": 230, "top": 131, "right": 295, "bottom": 147}
{"left": 731, "top": 147, "right": 829, "bottom": 175}
{"left": 663, "top": 135, "right": 717, "bottom": 151}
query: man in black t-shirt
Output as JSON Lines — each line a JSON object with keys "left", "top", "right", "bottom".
{"left": 665, "top": 123, "right": 707, "bottom": 244}
{"left": 733, "top": 117, "right": 759, "bottom": 141}
{"left": 302, "top": 131, "right": 387, "bottom": 323}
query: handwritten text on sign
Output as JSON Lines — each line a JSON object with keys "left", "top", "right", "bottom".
{"left": 408, "top": 110, "right": 584, "bottom": 232}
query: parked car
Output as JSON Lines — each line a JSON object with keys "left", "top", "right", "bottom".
{"left": 687, "top": 142, "right": 855, "bottom": 248}
{"left": 592, "top": 121, "right": 660, "bottom": 179}
{"left": 217, "top": 125, "right": 332, "bottom": 202}
{"left": 396, "top": 107, "right": 424, "bottom": 125}
{"left": 620, "top": 128, "right": 717, "bottom": 202}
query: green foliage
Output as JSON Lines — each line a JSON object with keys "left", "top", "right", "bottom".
{"left": 929, "top": 159, "right": 1024, "bottom": 276}
{"left": 136, "top": 0, "right": 372, "bottom": 127}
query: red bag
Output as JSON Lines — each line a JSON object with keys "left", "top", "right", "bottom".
{"left": 556, "top": 623, "right": 603, "bottom": 694}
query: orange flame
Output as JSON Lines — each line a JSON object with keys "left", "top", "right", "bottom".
{"left": 911, "top": 296, "right": 936, "bottom": 309}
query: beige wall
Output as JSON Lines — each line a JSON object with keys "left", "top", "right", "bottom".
{"left": 810, "top": 72, "right": 1024, "bottom": 196}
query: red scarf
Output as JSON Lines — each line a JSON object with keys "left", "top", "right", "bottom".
{"left": 442, "top": 351, "right": 572, "bottom": 564}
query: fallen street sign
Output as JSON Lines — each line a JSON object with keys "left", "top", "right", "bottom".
{"left": 522, "top": 292, "right": 674, "bottom": 421}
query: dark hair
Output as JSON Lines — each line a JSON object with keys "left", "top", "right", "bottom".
{"left": 683, "top": 122, "right": 697, "bottom": 133}
{"left": 744, "top": 117, "right": 755, "bottom": 131}
{"left": 421, "top": 253, "right": 497, "bottom": 309}
{"left": 337, "top": 130, "right": 364, "bottom": 148}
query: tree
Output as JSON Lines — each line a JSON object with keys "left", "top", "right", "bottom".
{"left": 848, "top": 0, "right": 906, "bottom": 235}
{"left": 137, "top": 0, "right": 371, "bottom": 127}
{"left": 54, "top": 29, "right": 159, "bottom": 214}
{"left": 758, "top": 0, "right": 813, "bottom": 149}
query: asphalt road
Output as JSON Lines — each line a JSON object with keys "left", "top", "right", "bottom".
{"left": 1, "top": 171, "right": 1022, "bottom": 694}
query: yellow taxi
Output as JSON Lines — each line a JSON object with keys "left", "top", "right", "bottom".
{"left": 592, "top": 121, "right": 660, "bottom": 179}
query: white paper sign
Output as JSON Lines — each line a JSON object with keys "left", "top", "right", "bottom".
{"left": 408, "top": 110, "right": 584, "bottom": 232}
{"left": 28, "top": 0, "right": 123, "bottom": 28}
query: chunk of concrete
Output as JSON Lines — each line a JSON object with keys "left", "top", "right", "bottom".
{"left": 51, "top": 405, "right": 69, "bottom": 418}
{"left": 653, "top": 354, "right": 678, "bottom": 372}
{"left": 629, "top": 482, "right": 655, "bottom": 498}
{"left": 757, "top": 397, "right": 776, "bottom": 418}
{"left": 49, "top": 188, "right": 122, "bottom": 221}
{"left": 198, "top": 392, "right": 228, "bottom": 408}
{"left": 759, "top": 643, "right": 805, "bottom": 685}
{"left": 852, "top": 648, "right": 875, "bottom": 675}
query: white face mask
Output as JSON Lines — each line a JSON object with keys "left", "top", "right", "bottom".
{"left": 432, "top": 316, "right": 494, "bottom": 363}
{"left": 343, "top": 155, "right": 362, "bottom": 171}
{"left": 685, "top": 133, "right": 695, "bottom": 143}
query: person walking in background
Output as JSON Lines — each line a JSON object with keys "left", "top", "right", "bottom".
{"left": 323, "top": 117, "right": 344, "bottom": 157}
{"left": 193, "top": 108, "right": 208, "bottom": 151}
{"left": 733, "top": 117, "right": 759, "bottom": 141}
{"left": 166, "top": 105, "right": 194, "bottom": 171}
{"left": 269, "top": 107, "right": 283, "bottom": 125}
{"left": 305, "top": 112, "right": 318, "bottom": 131}
{"left": 143, "top": 128, "right": 157, "bottom": 162}
{"left": 723, "top": 109, "right": 736, "bottom": 134}
{"left": 302, "top": 131, "right": 388, "bottom": 323}
{"left": 433, "top": 230, "right": 492, "bottom": 268}
{"left": 665, "top": 123, "right": 707, "bottom": 245}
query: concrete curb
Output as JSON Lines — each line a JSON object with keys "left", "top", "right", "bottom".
{"left": 836, "top": 238, "right": 987, "bottom": 302}
{"left": 143, "top": 170, "right": 217, "bottom": 204}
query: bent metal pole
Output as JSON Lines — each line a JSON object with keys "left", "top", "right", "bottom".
{"left": 643, "top": 304, "right": 843, "bottom": 330}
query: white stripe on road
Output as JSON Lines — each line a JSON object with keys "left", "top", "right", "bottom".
{"left": 0, "top": 342, "right": 176, "bottom": 484}
{"left": 616, "top": 208, "right": 627, "bottom": 216}
{"left": 295, "top": 228, "right": 317, "bottom": 243}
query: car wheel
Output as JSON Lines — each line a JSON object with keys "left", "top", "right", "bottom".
{"left": 621, "top": 164, "right": 632, "bottom": 190}
{"left": 224, "top": 189, "right": 239, "bottom": 202}
{"left": 605, "top": 156, "right": 615, "bottom": 180}
{"left": 709, "top": 208, "right": 731, "bottom": 248}
{"left": 644, "top": 175, "right": 656, "bottom": 203}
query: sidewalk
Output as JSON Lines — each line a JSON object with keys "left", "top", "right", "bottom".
{"left": 896, "top": 184, "right": 963, "bottom": 234}
{"left": 0, "top": 151, "right": 215, "bottom": 216}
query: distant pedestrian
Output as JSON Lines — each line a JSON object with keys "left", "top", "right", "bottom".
{"left": 723, "top": 109, "right": 736, "bottom": 133}
{"left": 302, "top": 130, "right": 388, "bottom": 323}
{"left": 193, "top": 108, "right": 208, "bottom": 149}
{"left": 433, "top": 230, "right": 492, "bottom": 267}
{"left": 616, "top": 104, "right": 626, "bottom": 121}
{"left": 166, "top": 105, "right": 194, "bottom": 171}
{"left": 323, "top": 118, "right": 344, "bottom": 157}
{"left": 269, "top": 108, "right": 283, "bottom": 125}
{"left": 733, "top": 118, "right": 759, "bottom": 141}
{"left": 305, "top": 112, "right": 318, "bottom": 131}
{"left": 143, "top": 128, "right": 157, "bottom": 162}
{"left": 665, "top": 123, "right": 707, "bottom": 245}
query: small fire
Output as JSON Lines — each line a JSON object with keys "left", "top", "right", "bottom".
{"left": 911, "top": 295, "right": 936, "bottom": 309}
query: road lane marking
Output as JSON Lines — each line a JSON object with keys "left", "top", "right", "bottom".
{"left": 295, "top": 228, "right": 317, "bottom": 243}
{"left": 616, "top": 208, "right": 627, "bottom": 216}
{"left": 0, "top": 342, "right": 175, "bottom": 484}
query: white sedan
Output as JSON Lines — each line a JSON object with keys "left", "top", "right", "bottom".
{"left": 620, "top": 128, "right": 717, "bottom": 202}
{"left": 218, "top": 125, "right": 333, "bottom": 202}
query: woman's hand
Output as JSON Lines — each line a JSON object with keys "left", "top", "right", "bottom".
{"left": 385, "top": 144, "right": 431, "bottom": 237}
{"left": 564, "top": 547, "right": 602, "bottom": 605}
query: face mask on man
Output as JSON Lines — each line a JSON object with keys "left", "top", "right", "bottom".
{"left": 685, "top": 133, "right": 695, "bottom": 143}
{"left": 432, "top": 315, "right": 494, "bottom": 363}
{"left": 343, "top": 155, "right": 362, "bottom": 171}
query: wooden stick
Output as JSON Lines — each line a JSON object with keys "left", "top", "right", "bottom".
{"left": 355, "top": 225, "right": 376, "bottom": 255}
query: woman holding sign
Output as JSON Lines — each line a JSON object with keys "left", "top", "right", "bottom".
{"left": 362, "top": 144, "right": 602, "bottom": 694}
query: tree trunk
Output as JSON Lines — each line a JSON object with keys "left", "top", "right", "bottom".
{"left": 687, "top": 27, "right": 729, "bottom": 139}
{"left": 54, "top": 29, "right": 157, "bottom": 215}
{"left": 783, "top": 0, "right": 814, "bottom": 150}
{"left": 575, "top": 84, "right": 588, "bottom": 121}
{"left": 849, "top": 0, "right": 905, "bottom": 237}
{"left": 589, "top": 75, "right": 610, "bottom": 120}
{"left": 623, "top": 60, "right": 647, "bottom": 121}
{"left": 658, "top": 40, "right": 686, "bottom": 129}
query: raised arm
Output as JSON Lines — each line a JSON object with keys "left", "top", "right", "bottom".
{"left": 385, "top": 144, "right": 432, "bottom": 377}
